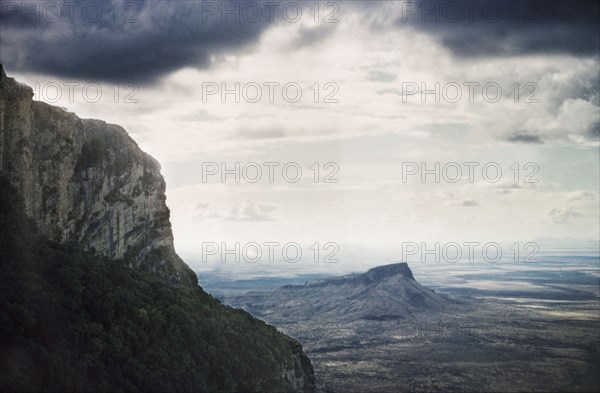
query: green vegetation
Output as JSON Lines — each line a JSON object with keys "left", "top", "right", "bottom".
{"left": 0, "top": 177, "right": 302, "bottom": 392}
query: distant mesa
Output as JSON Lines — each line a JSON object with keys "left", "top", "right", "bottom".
{"left": 225, "top": 263, "right": 453, "bottom": 323}
{"left": 298, "top": 262, "right": 416, "bottom": 287}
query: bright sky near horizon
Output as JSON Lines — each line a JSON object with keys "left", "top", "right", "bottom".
{"left": 4, "top": 0, "right": 599, "bottom": 274}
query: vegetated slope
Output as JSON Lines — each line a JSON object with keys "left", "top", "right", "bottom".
{"left": 0, "top": 178, "right": 314, "bottom": 392}
{"left": 0, "top": 64, "right": 315, "bottom": 392}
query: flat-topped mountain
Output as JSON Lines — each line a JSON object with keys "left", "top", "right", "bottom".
{"left": 296, "top": 262, "right": 415, "bottom": 288}
{"left": 225, "top": 263, "right": 452, "bottom": 323}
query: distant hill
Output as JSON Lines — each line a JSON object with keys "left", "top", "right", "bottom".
{"left": 225, "top": 263, "right": 453, "bottom": 324}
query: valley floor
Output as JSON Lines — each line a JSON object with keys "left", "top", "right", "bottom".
{"left": 206, "top": 259, "right": 600, "bottom": 392}
{"left": 307, "top": 299, "right": 599, "bottom": 392}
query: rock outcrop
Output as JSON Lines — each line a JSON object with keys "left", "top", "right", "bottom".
{"left": 284, "top": 338, "right": 317, "bottom": 393}
{"left": 0, "top": 65, "right": 196, "bottom": 287}
{"left": 0, "top": 66, "right": 316, "bottom": 392}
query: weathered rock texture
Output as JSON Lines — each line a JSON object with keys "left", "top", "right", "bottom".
{"left": 285, "top": 338, "right": 317, "bottom": 393}
{"left": 0, "top": 66, "right": 316, "bottom": 392}
{"left": 0, "top": 65, "right": 193, "bottom": 287}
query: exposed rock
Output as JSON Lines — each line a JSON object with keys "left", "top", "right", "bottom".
{"left": 0, "top": 66, "right": 316, "bottom": 392}
{"left": 284, "top": 337, "right": 317, "bottom": 393}
{"left": 0, "top": 65, "right": 196, "bottom": 287}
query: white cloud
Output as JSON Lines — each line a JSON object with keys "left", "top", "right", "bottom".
{"left": 547, "top": 207, "right": 584, "bottom": 224}
{"left": 566, "top": 190, "right": 598, "bottom": 201}
{"left": 227, "top": 199, "right": 278, "bottom": 221}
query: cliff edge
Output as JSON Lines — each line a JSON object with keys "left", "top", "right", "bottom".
{"left": 0, "top": 66, "right": 316, "bottom": 392}
{"left": 0, "top": 65, "right": 196, "bottom": 287}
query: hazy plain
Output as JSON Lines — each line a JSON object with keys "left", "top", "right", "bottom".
{"left": 202, "top": 253, "right": 600, "bottom": 392}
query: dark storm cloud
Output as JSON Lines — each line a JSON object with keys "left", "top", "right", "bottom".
{"left": 2, "top": 1, "right": 597, "bottom": 83}
{"left": 391, "top": 0, "right": 599, "bottom": 57}
{"left": 0, "top": 0, "right": 286, "bottom": 83}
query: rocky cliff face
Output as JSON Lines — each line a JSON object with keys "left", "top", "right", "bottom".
{"left": 0, "top": 66, "right": 196, "bottom": 287}
{"left": 285, "top": 338, "right": 317, "bottom": 393}
{"left": 0, "top": 66, "right": 316, "bottom": 392}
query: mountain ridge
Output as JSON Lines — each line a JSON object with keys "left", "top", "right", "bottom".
{"left": 0, "top": 64, "right": 195, "bottom": 287}
{"left": 0, "top": 66, "right": 316, "bottom": 392}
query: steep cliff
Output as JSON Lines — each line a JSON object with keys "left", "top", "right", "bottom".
{"left": 0, "top": 65, "right": 195, "bottom": 287}
{"left": 0, "top": 66, "right": 316, "bottom": 392}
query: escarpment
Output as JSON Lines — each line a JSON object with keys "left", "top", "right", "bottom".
{"left": 0, "top": 65, "right": 195, "bottom": 287}
{"left": 0, "top": 65, "right": 316, "bottom": 392}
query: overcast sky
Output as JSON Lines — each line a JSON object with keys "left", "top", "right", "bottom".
{"left": 2, "top": 0, "right": 599, "bottom": 276}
